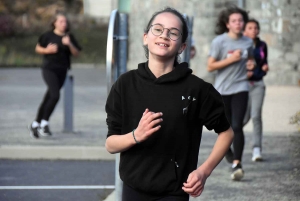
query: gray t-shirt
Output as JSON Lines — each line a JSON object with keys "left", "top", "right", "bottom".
{"left": 209, "top": 33, "right": 253, "bottom": 95}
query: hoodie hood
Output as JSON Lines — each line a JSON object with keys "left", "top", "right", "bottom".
{"left": 137, "top": 61, "right": 193, "bottom": 84}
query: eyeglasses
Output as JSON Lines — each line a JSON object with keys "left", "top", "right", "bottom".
{"left": 149, "top": 24, "right": 182, "bottom": 41}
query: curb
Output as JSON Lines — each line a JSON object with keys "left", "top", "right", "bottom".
{"left": 103, "top": 190, "right": 115, "bottom": 201}
{"left": 0, "top": 146, "right": 115, "bottom": 160}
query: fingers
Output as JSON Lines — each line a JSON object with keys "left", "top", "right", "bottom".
{"left": 182, "top": 171, "right": 206, "bottom": 196}
{"left": 190, "top": 186, "right": 204, "bottom": 197}
{"left": 183, "top": 173, "right": 197, "bottom": 188}
{"left": 142, "top": 111, "right": 163, "bottom": 123}
{"left": 143, "top": 108, "right": 149, "bottom": 116}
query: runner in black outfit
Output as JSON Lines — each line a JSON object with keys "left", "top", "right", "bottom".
{"left": 28, "top": 13, "right": 81, "bottom": 138}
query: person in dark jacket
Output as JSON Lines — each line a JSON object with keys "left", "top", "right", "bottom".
{"left": 243, "top": 19, "right": 269, "bottom": 162}
{"left": 105, "top": 7, "right": 233, "bottom": 201}
{"left": 28, "top": 13, "right": 81, "bottom": 138}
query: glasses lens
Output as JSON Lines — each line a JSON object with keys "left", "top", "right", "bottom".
{"left": 151, "top": 24, "right": 164, "bottom": 36}
{"left": 150, "top": 24, "right": 182, "bottom": 41}
{"left": 168, "top": 29, "right": 181, "bottom": 40}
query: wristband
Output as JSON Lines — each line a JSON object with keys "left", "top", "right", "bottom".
{"left": 132, "top": 129, "right": 140, "bottom": 144}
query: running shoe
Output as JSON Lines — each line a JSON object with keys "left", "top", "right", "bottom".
{"left": 38, "top": 125, "right": 52, "bottom": 136}
{"left": 231, "top": 163, "right": 244, "bottom": 181}
{"left": 252, "top": 147, "right": 263, "bottom": 162}
{"left": 28, "top": 124, "right": 39, "bottom": 139}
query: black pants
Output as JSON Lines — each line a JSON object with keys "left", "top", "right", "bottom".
{"left": 222, "top": 91, "right": 248, "bottom": 161}
{"left": 122, "top": 183, "right": 189, "bottom": 201}
{"left": 35, "top": 68, "right": 67, "bottom": 122}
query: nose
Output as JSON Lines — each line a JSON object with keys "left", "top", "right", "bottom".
{"left": 160, "top": 29, "right": 169, "bottom": 39}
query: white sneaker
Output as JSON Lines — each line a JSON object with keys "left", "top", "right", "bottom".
{"left": 252, "top": 147, "right": 263, "bottom": 162}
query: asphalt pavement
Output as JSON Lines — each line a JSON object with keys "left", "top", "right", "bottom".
{"left": 0, "top": 159, "right": 114, "bottom": 201}
{"left": 0, "top": 66, "right": 300, "bottom": 201}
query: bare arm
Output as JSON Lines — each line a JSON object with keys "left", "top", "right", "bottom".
{"left": 207, "top": 49, "right": 241, "bottom": 72}
{"left": 35, "top": 43, "right": 57, "bottom": 55}
{"left": 182, "top": 127, "right": 234, "bottom": 197}
{"left": 105, "top": 109, "right": 163, "bottom": 154}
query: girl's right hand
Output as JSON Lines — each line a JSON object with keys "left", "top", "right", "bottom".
{"left": 230, "top": 49, "right": 241, "bottom": 62}
{"left": 134, "top": 109, "right": 163, "bottom": 142}
{"left": 45, "top": 43, "right": 58, "bottom": 54}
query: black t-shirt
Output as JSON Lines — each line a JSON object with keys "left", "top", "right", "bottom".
{"left": 38, "top": 31, "right": 82, "bottom": 70}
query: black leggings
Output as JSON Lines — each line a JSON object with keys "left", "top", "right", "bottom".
{"left": 222, "top": 91, "right": 248, "bottom": 161}
{"left": 35, "top": 68, "right": 67, "bottom": 122}
{"left": 122, "top": 183, "right": 189, "bottom": 201}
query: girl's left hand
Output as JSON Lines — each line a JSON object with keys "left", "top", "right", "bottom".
{"left": 262, "top": 64, "right": 269, "bottom": 72}
{"left": 246, "top": 59, "right": 255, "bottom": 70}
{"left": 62, "top": 35, "right": 71, "bottom": 46}
{"left": 247, "top": 71, "right": 253, "bottom": 78}
{"left": 182, "top": 169, "right": 208, "bottom": 197}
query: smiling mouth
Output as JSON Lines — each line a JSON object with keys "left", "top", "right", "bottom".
{"left": 155, "top": 43, "right": 169, "bottom": 47}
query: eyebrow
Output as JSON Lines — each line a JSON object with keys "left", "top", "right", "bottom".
{"left": 153, "top": 23, "right": 180, "bottom": 31}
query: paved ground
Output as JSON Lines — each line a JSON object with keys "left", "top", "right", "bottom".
{"left": 0, "top": 160, "right": 114, "bottom": 201}
{"left": 0, "top": 67, "right": 300, "bottom": 200}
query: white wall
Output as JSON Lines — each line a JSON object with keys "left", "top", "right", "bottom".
{"left": 83, "top": 0, "right": 116, "bottom": 17}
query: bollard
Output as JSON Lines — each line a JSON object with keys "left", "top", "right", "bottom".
{"left": 63, "top": 74, "right": 73, "bottom": 133}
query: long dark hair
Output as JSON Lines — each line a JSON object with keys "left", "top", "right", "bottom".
{"left": 50, "top": 13, "right": 70, "bottom": 33}
{"left": 215, "top": 5, "right": 249, "bottom": 35}
{"left": 143, "top": 7, "right": 188, "bottom": 64}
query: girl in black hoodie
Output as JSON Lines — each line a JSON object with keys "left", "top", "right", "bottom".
{"left": 105, "top": 7, "right": 234, "bottom": 201}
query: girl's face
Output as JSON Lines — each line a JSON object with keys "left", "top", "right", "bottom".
{"left": 143, "top": 12, "right": 186, "bottom": 61}
{"left": 226, "top": 13, "right": 244, "bottom": 34}
{"left": 54, "top": 15, "right": 68, "bottom": 33}
{"left": 244, "top": 22, "right": 259, "bottom": 40}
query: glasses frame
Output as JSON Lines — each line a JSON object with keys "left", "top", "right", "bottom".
{"left": 149, "top": 24, "right": 182, "bottom": 41}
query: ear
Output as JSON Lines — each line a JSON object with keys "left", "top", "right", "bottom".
{"left": 143, "top": 33, "right": 148, "bottom": 46}
{"left": 178, "top": 43, "right": 187, "bottom": 54}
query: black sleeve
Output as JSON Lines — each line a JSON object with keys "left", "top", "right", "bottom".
{"left": 199, "top": 85, "right": 230, "bottom": 133}
{"left": 69, "top": 33, "right": 82, "bottom": 51}
{"left": 37, "top": 32, "right": 48, "bottom": 47}
{"left": 105, "top": 81, "right": 122, "bottom": 137}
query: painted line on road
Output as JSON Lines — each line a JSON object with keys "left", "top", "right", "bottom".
{"left": 0, "top": 185, "right": 115, "bottom": 190}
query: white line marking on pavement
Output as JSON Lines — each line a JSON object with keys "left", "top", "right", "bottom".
{"left": 0, "top": 185, "right": 115, "bottom": 190}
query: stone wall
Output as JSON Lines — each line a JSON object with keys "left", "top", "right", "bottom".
{"left": 246, "top": 0, "right": 300, "bottom": 85}
{"left": 127, "top": 0, "right": 300, "bottom": 85}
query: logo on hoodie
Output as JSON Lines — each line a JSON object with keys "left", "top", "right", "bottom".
{"left": 182, "top": 96, "right": 196, "bottom": 115}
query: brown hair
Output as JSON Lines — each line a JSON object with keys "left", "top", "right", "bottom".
{"left": 50, "top": 13, "right": 70, "bottom": 33}
{"left": 143, "top": 7, "right": 188, "bottom": 64}
{"left": 215, "top": 5, "right": 249, "bottom": 35}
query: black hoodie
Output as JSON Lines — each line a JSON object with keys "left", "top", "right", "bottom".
{"left": 106, "top": 61, "right": 230, "bottom": 197}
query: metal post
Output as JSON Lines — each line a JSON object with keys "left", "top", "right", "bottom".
{"left": 182, "top": 15, "right": 194, "bottom": 63}
{"left": 106, "top": 9, "right": 128, "bottom": 201}
{"left": 63, "top": 74, "right": 73, "bottom": 133}
{"left": 117, "top": 13, "right": 128, "bottom": 76}
{"left": 106, "top": 9, "right": 119, "bottom": 94}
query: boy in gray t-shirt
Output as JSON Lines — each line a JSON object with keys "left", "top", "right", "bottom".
{"left": 209, "top": 32, "right": 253, "bottom": 95}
